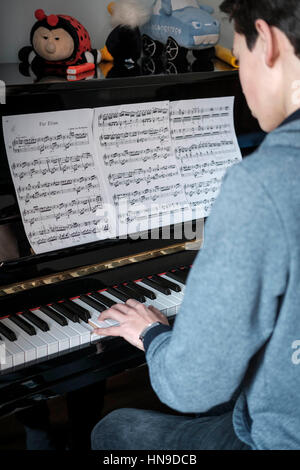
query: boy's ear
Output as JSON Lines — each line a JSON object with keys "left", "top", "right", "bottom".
{"left": 255, "top": 19, "right": 279, "bottom": 67}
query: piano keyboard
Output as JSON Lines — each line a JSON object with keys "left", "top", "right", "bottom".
{"left": 0, "top": 268, "right": 190, "bottom": 371}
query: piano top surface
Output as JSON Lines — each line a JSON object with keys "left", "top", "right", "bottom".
{"left": 0, "top": 61, "right": 247, "bottom": 116}
{"left": 0, "top": 59, "right": 236, "bottom": 91}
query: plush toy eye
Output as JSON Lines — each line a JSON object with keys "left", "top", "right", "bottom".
{"left": 43, "top": 36, "right": 48, "bottom": 40}
{"left": 55, "top": 37, "right": 60, "bottom": 41}
{"left": 192, "top": 22, "right": 202, "bottom": 29}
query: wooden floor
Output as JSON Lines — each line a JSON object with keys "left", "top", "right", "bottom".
{"left": 0, "top": 363, "right": 178, "bottom": 450}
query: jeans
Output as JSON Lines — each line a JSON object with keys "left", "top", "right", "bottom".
{"left": 91, "top": 407, "right": 250, "bottom": 450}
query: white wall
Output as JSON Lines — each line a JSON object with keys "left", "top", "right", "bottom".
{"left": 209, "top": 0, "right": 234, "bottom": 49}
{"left": 0, "top": 0, "right": 234, "bottom": 63}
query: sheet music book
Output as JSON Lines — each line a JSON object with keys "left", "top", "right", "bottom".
{"left": 2, "top": 97, "right": 241, "bottom": 254}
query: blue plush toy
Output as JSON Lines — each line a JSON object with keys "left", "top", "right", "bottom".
{"left": 141, "top": 0, "right": 220, "bottom": 60}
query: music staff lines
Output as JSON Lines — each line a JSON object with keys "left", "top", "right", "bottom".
{"left": 28, "top": 219, "right": 110, "bottom": 246}
{"left": 184, "top": 178, "right": 223, "bottom": 197}
{"left": 180, "top": 157, "right": 240, "bottom": 178}
{"left": 108, "top": 164, "right": 178, "bottom": 187}
{"left": 12, "top": 129, "right": 89, "bottom": 154}
{"left": 3, "top": 98, "right": 242, "bottom": 253}
{"left": 11, "top": 153, "right": 95, "bottom": 179}
{"left": 176, "top": 148, "right": 234, "bottom": 161}
{"left": 113, "top": 183, "right": 182, "bottom": 206}
{"left": 19, "top": 182, "right": 100, "bottom": 203}
{"left": 22, "top": 195, "right": 103, "bottom": 225}
{"left": 17, "top": 175, "right": 99, "bottom": 194}
{"left": 171, "top": 127, "right": 231, "bottom": 139}
{"left": 119, "top": 202, "right": 186, "bottom": 224}
{"left": 170, "top": 105, "right": 230, "bottom": 119}
{"left": 190, "top": 196, "right": 216, "bottom": 212}
{"left": 99, "top": 127, "right": 170, "bottom": 147}
{"left": 103, "top": 146, "right": 171, "bottom": 166}
{"left": 99, "top": 106, "right": 169, "bottom": 125}
{"left": 102, "top": 116, "right": 167, "bottom": 128}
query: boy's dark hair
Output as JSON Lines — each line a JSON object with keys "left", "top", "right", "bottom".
{"left": 220, "top": 0, "right": 300, "bottom": 57}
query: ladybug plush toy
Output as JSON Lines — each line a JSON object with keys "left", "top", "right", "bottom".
{"left": 19, "top": 9, "right": 101, "bottom": 74}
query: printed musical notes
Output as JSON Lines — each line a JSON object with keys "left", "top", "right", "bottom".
{"left": 3, "top": 109, "right": 113, "bottom": 253}
{"left": 12, "top": 129, "right": 89, "bottom": 154}
{"left": 11, "top": 153, "right": 95, "bottom": 179}
{"left": 2, "top": 97, "right": 242, "bottom": 254}
{"left": 93, "top": 101, "right": 189, "bottom": 236}
{"left": 170, "top": 97, "right": 242, "bottom": 217}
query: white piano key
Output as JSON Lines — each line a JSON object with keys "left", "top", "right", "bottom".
{"left": 2, "top": 337, "right": 24, "bottom": 367}
{"left": 67, "top": 300, "right": 100, "bottom": 340}
{"left": 160, "top": 276, "right": 185, "bottom": 312}
{"left": 24, "top": 311, "right": 59, "bottom": 355}
{"left": 72, "top": 297, "right": 120, "bottom": 342}
{"left": 157, "top": 284, "right": 184, "bottom": 313}
{"left": 73, "top": 297, "right": 119, "bottom": 328}
{"left": 0, "top": 344, "right": 13, "bottom": 370}
{"left": 56, "top": 315, "right": 91, "bottom": 345}
{"left": 46, "top": 306, "right": 81, "bottom": 348}
{"left": 129, "top": 286, "right": 170, "bottom": 313}
{"left": 96, "top": 291, "right": 128, "bottom": 326}
{"left": 33, "top": 310, "right": 70, "bottom": 352}
{"left": 88, "top": 317, "right": 110, "bottom": 342}
{"left": 4, "top": 318, "right": 48, "bottom": 359}
{"left": 1, "top": 319, "right": 36, "bottom": 363}
{"left": 137, "top": 281, "right": 176, "bottom": 316}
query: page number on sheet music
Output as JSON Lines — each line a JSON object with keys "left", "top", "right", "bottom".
{"left": 0, "top": 80, "right": 5, "bottom": 105}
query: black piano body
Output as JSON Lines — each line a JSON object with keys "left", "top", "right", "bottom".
{"left": 0, "top": 63, "right": 263, "bottom": 417}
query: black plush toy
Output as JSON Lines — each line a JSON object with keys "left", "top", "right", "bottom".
{"left": 101, "top": 1, "right": 152, "bottom": 63}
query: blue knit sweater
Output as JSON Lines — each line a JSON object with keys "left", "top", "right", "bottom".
{"left": 145, "top": 110, "right": 300, "bottom": 450}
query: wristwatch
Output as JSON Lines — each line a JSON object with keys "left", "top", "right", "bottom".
{"left": 139, "top": 321, "right": 162, "bottom": 343}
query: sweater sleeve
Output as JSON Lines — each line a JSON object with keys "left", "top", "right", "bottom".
{"left": 145, "top": 162, "right": 289, "bottom": 413}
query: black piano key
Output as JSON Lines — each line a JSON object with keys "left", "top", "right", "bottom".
{"left": 183, "top": 265, "right": 191, "bottom": 272}
{"left": 165, "top": 270, "right": 187, "bottom": 284}
{"left": 175, "top": 268, "right": 189, "bottom": 282}
{"left": 39, "top": 306, "right": 68, "bottom": 326}
{"left": 79, "top": 295, "right": 106, "bottom": 313}
{"left": 126, "top": 281, "right": 156, "bottom": 300}
{"left": 63, "top": 299, "right": 91, "bottom": 322}
{"left": 151, "top": 274, "right": 181, "bottom": 292}
{"left": 0, "top": 321, "right": 17, "bottom": 342}
{"left": 9, "top": 314, "right": 36, "bottom": 336}
{"left": 142, "top": 278, "right": 171, "bottom": 295}
{"left": 178, "top": 266, "right": 190, "bottom": 277}
{"left": 117, "top": 285, "right": 145, "bottom": 303}
{"left": 51, "top": 303, "right": 79, "bottom": 323}
{"left": 106, "top": 287, "right": 129, "bottom": 303}
{"left": 22, "top": 310, "right": 50, "bottom": 332}
{"left": 90, "top": 292, "right": 115, "bottom": 308}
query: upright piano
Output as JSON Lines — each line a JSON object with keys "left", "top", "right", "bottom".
{"left": 0, "top": 61, "right": 262, "bottom": 418}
